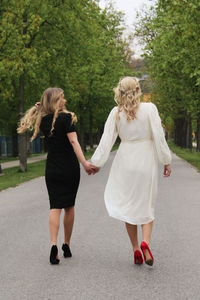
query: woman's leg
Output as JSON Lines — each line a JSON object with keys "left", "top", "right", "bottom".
{"left": 63, "top": 206, "right": 74, "bottom": 245}
{"left": 125, "top": 223, "right": 140, "bottom": 251}
{"left": 49, "top": 209, "right": 62, "bottom": 246}
{"left": 141, "top": 221, "right": 154, "bottom": 245}
{"left": 141, "top": 221, "right": 154, "bottom": 263}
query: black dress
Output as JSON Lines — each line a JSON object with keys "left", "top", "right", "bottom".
{"left": 40, "top": 113, "right": 80, "bottom": 209}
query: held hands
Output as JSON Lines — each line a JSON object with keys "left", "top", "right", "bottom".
{"left": 163, "top": 164, "right": 171, "bottom": 177}
{"left": 83, "top": 161, "right": 100, "bottom": 175}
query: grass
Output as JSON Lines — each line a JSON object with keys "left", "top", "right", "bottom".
{"left": 168, "top": 141, "right": 200, "bottom": 172}
{"left": 0, "top": 144, "right": 119, "bottom": 191}
{"left": 0, "top": 160, "right": 46, "bottom": 191}
{"left": 85, "top": 148, "right": 96, "bottom": 160}
{"left": 0, "top": 152, "right": 47, "bottom": 163}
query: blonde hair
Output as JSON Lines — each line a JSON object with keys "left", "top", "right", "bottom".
{"left": 114, "top": 76, "right": 142, "bottom": 121}
{"left": 17, "top": 87, "right": 77, "bottom": 141}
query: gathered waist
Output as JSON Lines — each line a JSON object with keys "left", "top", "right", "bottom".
{"left": 121, "top": 137, "right": 153, "bottom": 143}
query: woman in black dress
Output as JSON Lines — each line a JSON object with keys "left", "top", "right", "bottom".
{"left": 18, "top": 87, "right": 97, "bottom": 264}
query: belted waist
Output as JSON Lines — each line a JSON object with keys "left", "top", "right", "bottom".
{"left": 121, "top": 137, "right": 153, "bottom": 143}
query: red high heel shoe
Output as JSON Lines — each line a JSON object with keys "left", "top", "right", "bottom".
{"left": 140, "top": 241, "right": 154, "bottom": 266}
{"left": 134, "top": 250, "right": 143, "bottom": 265}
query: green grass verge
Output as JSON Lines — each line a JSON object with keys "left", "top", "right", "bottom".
{"left": 0, "top": 160, "right": 46, "bottom": 191}
{"left": 0, "top": 144, "right": 119, "bottom": 191}
{"left": 0, "top": 152, "right": 47, "bottom": 163}
{"left": 168, "top": 141, "right": 200, "bottom": 172}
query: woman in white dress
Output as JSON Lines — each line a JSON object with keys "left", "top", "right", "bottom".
{"left": 91, "top": 77, "right": 171, "bottom": 266}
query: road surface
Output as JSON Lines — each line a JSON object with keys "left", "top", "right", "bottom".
{"left": 0, "top": 152, "right": 200, "bottom": 300}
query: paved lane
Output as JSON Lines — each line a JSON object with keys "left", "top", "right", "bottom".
{"left": 0, "top": 152, "right": 200, "bottom": 300}
{"left": 1, "top": 154, "right": 47, "bottom": 169}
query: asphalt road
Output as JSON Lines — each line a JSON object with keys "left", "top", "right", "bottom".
{"left": 0, "top": 152, "right": 200, "bottom": 300}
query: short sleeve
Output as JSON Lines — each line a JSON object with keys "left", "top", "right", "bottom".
{"left": 149, "top": 103, "right": 172, "bottom": 165}
{"left": 64, "top": 113, "right": 76, "bottom": 133}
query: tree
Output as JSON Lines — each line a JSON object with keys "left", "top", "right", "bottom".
{"left": 135, "top": 0, "right": 200, "bottom": 150}
{"left": 0, "top": 0, "right": 134, "bottom": 170}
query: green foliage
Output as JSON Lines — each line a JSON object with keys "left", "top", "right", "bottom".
{"left": 165, "top": 116, "right": 174, "bottom": 132}
{"left": 135, "top": 0, "right": 200, "bottom": 126}
{"left": 0, "top": 0, "right": 133, "bottom": 141}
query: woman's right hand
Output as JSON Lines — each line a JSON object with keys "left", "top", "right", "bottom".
{"left": 35, "top": 102, "right": 40, "bottom": 109}
{"left": 163, "top": 164, "right": 171, "bottom": 177}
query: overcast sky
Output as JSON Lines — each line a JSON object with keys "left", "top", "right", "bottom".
{"left": 99, "top": 0, "right": 157, "bottom": 57}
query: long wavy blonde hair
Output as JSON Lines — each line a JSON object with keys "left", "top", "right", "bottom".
{"left": 114, "top": 76, "right": 142, "bottom": 121}
{"left": 17, "top": 87, "right": 77, "bottom": 141}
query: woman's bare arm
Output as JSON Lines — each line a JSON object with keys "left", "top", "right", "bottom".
{"left": 67, "top": 132, "right": 98, "bottom": 174}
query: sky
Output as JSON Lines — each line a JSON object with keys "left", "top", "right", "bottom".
{"left": 99, "top": 0, "right": 157, "bottom": 57}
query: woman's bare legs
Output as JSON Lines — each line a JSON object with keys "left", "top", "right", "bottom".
{"left": 141, "top": 221, "right": 154, "bottom": 261}
{"left": 141, "top": 221, "right": 153, "bottom": 245}
{"left": 125, "top": 223, "right": 140, "bottom": 251}
{"left": 49, "top": 209, "right": 62, "bottom": 246}
{"left": 63, "top": 206, "right": 74, "bottom": 245}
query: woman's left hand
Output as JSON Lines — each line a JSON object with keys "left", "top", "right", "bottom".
{"left": 83, "top": 161, "right": 99, "bottom": 175}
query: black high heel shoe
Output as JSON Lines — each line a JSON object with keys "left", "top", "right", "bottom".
{"left": 50, "top": 245, "right": 60, "bottom": 265}
{"left": 62, "top": 243, "right": 72, "bottom": 258}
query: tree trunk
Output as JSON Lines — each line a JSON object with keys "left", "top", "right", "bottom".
{"left": 197, "top": 114, "right": 200, "bottom": 152}
{"left": 186, "top": 117, "right": 192, "bottom": 150}
{"left": 174, "top": 118, "right": 187, "bottom": 147}
{"left": 19, "top": 133, "right": 27, "bottom": 172}
{"left": 79, "top": 115, "right": 85, "bottom": 152}
{"left": 12, "top": 123, "right": 18, "bottom": 157}
{"left": 89, "top": 109, "right": 93, "bottom": 149}
{"left": 97, "top": 126, "right": 103, "bottom": 144}
{"left": 18, "top": 74, "right": 27, "bottom": 172}
{"left": 165, "top": 130, "right": 169, "bottom": 141}
{"left": 182, "top": 119, "right": 187, "bottom": 148}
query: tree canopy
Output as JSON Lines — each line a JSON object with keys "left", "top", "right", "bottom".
{"left": 135, "top": 0, "right": 200, "bottom": 150}
{"left": 0, "top": 0, "right": 134, "bottom": 170}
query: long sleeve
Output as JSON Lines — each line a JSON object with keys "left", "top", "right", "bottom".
{"left": 91, "top": 107, "right": 118, "bottom": 167}
{"left": 149, "top": 103, "right": 172, "bottom": 165}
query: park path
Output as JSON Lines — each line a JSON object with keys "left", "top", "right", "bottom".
{"left": 0, "top": 151, "right": 200, "bottom": 300}
{"left": 1, "top": 154, "right": 47, "bottom": 170}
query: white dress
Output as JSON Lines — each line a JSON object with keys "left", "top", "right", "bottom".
{"left": 91, "top": 102, "right": 171, "bottom": 225}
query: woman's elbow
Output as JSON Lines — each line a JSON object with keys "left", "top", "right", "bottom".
{"left": 69, "top": 138, "right": 77, "bottom": 146}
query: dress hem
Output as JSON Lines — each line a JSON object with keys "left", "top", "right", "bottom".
{"left": 107, "top": 211, "right": 155, "bottom": 225}
{"left": 50, "top": 204, "right": 75, "bottom": 210}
